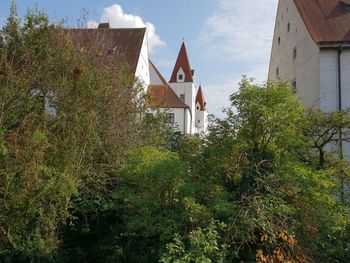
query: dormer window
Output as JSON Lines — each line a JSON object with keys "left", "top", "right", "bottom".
{"left": 107, "top": 46, "right": 116, "bottom": 56}
{"left": 177, "top": 67, "right": 185, "bottom": 82}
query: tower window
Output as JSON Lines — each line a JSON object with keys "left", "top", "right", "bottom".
{"left": 198, "top": 120, "right": 200, "bottom": 123}
{"left": 167, "top": 113, "right": 175, "bottom": 124}
{"left": 278, "top": 37, "right": 281, "bottom": 45}
{"left": 180, "top": 94, "right": 185, "bottom": 102}
{"left": 178, "top": 74, "right": 183, "bottom": 80}
{"left": 197, "top": 106, "right": 199, "bottom": 110}
{"left": 287, "top": 23, "right": 291, "bottom": 32}
{"left": 291, "top": 78, "right": 297, "bottom": 92}
{"left": 276, "top": 67, "right": 279, "bottom": 77}
{"left": 293, "top": 47, "right": 297, "bottom": 59}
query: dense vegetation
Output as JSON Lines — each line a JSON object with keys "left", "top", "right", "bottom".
{"left": 1, "top": 5, "right": 350, "bottom": 263}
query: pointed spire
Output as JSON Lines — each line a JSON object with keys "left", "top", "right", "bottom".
{"left": 196, "top": 85, "right": 207, "bottom": 111}
{"left": 169, "top": 42, "right": 194, "bottom": 83}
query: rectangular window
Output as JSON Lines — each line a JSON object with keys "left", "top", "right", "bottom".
{"left": 178, "top": 74, "right": 183, "bottom": 80}
{"left": 293, "top": 47, "right": 297, "bottom": 59}
{"left": 292, "top": 78, "right": 297, "bottom": 91}
{"left": 167, "top": 113, "right": 175, "bottom": 124}
{"left": 180, "top": 94, "right": 185, "bottom": 102}
{"left": 145, "top": 113, "right": 153, "bottom": 119}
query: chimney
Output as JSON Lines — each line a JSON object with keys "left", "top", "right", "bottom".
{"left": 98, "top": 22, "right": 110, "bottom": 29}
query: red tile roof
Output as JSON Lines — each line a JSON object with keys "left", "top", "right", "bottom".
{"left": 169, "top": 42, "right": 194, "bottom": 83}
{"left": 147, "top": 85, "right": 189, "bottom": 108}
{"left": 65, "top": 27, "right": 146, "bottom": 74}
{"left": 195, "top": 85, "right": 207, "bottom": 111}
{"left": 147, "top": 61, "right": 189, "bottom": 109}
{"left": 293, "top": 0, "right": 350, "bottom": 44}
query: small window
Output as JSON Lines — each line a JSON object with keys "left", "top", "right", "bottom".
{"left": 291, "top": 79, "right": 297, "bottom": 91}
{"left": 167, "top": 113, "right": 175, "bottom": 124}
{"left": 287, "top": 23, "right": 291, "bottom": 32}
{"left": 145, "top": 113, "right": 153, "bottom": 119}
{"left": 198, "top": 120, "right": 200, "bottom": 123}
{"left": 276, "top": 67, "right": 279, "bottom": 77}
{"left": 293, "top": 47, "right": 297, "bottom": 59}
{"left": 180, "top": 94, "right": 185, "bottom": 102}
{"left": 278, "top": 37, "right": 281, "bottom": 45}
{"left": 178, "top": 74, "right": 183, "bottom": 80}
{"left": 197, "top": 106, "right": 199, "bottom": 110}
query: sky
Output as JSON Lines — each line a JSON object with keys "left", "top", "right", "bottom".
{"left": 0, "top": 0, "right": 278, "bottom": 117}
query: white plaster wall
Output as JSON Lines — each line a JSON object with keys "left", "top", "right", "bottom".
{"left": 341, "top": 50, "right": 350, "bottom": 111}
{"left": 342, "top": 50, "right": 350, "bottom": 161}
{"left": 319, "top": 49, "right": 350, "bottom": 160}
{"left": 195, "top": 102, "right": 208, "bottom": 134}
{"left": 319, "top": 49, "right": 350, "bottom": 112}
{"left": 268, "top": 0, "right": 320, "bottom": 108}
{"left": 148, "top": 107, "right": 192, "bottom": 134}
{"left": 319, "top": 50, "right": 339, "bottom": 112}
{"left": 149, "top": 62, "right": 163, "bottom": 85}
{"left": 135, "top": 32, "right": 150, "bottom": 92}
{"left": 169, "top": 82, "right": 196, "bottom": 133}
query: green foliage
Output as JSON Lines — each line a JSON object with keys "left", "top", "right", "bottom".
{"left": 1, "top": 4, "right": 350, "bottom": 263}
{"left": 160, "top": 222, "right": 227, "bottom": 263}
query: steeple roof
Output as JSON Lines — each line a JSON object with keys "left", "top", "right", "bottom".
{"left": 195, "top": 85, "right": 207, "bottom": 111}
{"left": 169, "top": 42, "right": 194, "bottom": 83}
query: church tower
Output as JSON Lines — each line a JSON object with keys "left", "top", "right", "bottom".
{"left": 195, "top": 85, "right": 208, "bottom": 133}
{"left": 169, "top": 42, "right": 196, "bottom": 134}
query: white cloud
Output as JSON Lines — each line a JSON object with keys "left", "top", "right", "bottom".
{"left": 199, "top": 0, "right": 278, "bottom": 118}
{"left": 200, "top": 0, "right": 277, "bottom": 62}
{"left": 88, "top": 4, "right": 165, "bottom": 53}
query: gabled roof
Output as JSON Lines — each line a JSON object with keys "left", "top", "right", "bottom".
{"left": 169, "top": 42, "right": 194, "bottom": 83}
{"left": 65, "top": 26, "right": 146, "bottom": 74}
{"left": 293, "top": 0, "right": 350, "bottom": 44}
{"left": 195, "top": 85, "right": 207, "bottom": 111}
{"left": 147, "top": 61, "right": 189, "bottom": 109}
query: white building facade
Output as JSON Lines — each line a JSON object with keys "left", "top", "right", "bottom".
{"left": 269, "top": 0, "right": 350, "bottom": 156}
{"left": 148, "top": 42, "right": 208, "bottom": 134}
{"left": 269, "top": 0, "right": 350, "bottom": 111}
{"left": 68, "top": 24, "right": 208, "bottom": 135}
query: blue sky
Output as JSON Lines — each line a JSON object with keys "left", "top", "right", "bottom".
{"left": 0, "top": 0, "right": 278, "bottom": 117}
